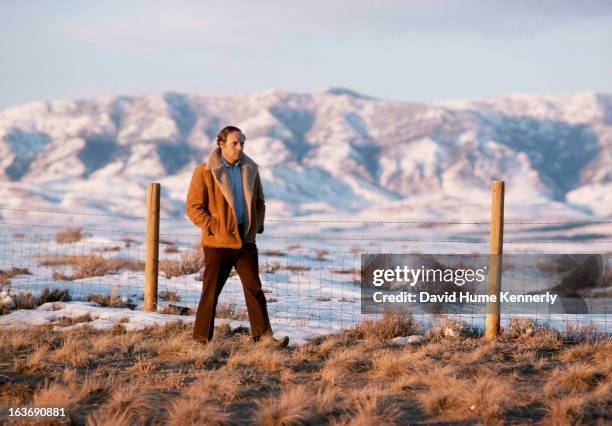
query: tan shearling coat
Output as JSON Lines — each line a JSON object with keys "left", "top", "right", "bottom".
{"left": 185, "top": 148, "right": 265, "bottom": 248}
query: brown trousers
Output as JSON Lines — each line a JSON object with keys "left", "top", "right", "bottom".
{"left": 193, "top": 235, "right": 272, "bottom": 343}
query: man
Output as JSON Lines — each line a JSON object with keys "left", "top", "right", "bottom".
{"left": 186, "top": 125, "right": 289, "bottom": 347}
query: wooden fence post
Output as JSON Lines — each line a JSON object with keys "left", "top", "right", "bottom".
{"left": 144, "top": 183, "right": 161, "bottom": 312}
{"left": 485, "top": 180, "right": 504, "bottom": 340}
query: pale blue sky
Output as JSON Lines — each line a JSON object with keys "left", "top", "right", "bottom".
{"left": 1, "top": 0, "right": 611, "bottom": 109}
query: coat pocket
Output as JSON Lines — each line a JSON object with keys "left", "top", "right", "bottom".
{"left": 208, "top": 214, "right": 219, "bottom": 236}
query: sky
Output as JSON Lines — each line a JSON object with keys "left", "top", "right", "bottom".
{"left": 1, "top": 0, "right": 611, "bottom": 109}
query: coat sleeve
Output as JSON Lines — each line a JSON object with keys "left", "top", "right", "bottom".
{"left": 255, "top": 171, "right": 266, "bottom": 234}
{"left": 185, "top": 165, "right": 212, "bottom": 232}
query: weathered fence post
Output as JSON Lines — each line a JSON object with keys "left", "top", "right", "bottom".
{"left": 144, "top": 183, "right": 161, "bottom": 312}
{"left": 485, "top": 180, "right": 504, "bottom": 340}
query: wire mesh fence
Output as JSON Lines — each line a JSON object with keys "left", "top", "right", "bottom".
{"left": 0, "top": 207, "right": 610, "bottom": 333}
{"left": 0, "top": 231, "right": 146, "bottom": 308}
{"left": 360, "top": 253, "right": 610, "bottom": 332}
{"left": 0, "top": 226, "right": 365, "bottom": 329}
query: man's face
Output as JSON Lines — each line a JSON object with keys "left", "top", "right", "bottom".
{"left": 219, "top": 131, "right": 245, "bottom": 164}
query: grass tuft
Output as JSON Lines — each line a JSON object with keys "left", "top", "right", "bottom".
{"left": 54, "top": 227, "right": 85, "bottom": 244}
{"left": 159, "top": 249, "right": 204, "bottom": 278}
{"left": 348, "top": 309, "right": 417, "bottom": 340}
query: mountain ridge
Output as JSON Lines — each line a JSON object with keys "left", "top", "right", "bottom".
{"left": 0, "top": 89, "right": 610, "bottom": 219}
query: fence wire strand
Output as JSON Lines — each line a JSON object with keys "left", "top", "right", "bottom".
{"left": 2, "top": 206, "right": 612, "bottom": 225}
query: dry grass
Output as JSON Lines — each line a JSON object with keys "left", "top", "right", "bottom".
{"left": 54, "top": 313, "right": 93, "bottom": 327}
{"left": 40, "top": 287, "right": 71, "bottom": 303}
{"left": 256, "top": 386, "right": 317, "bottom": 425}
{"left": 370, "top": 349, "right": 424, "bottom": 382}
{"left": 163, "top": 245, "right": 180, "bottom": 254}
{"left": 159, "top": 290, "right": 179, "bottom": 302}
{"left": 348, "top": 309, "right": 417, "bottom": 340}
{"left": 50, "top": 334, "right": 95, "bottom": 367}
{"left": 166, "top": 396, "right": 232, "bottom": 425}
{"left": 563, "top": 323, "right": 600, "bottom": 342}
{"left": 158, "top": 304, "right": 193, "bottom": 316}
{"left": 508, "top": 317, "right": 538, "bottom": 338}
{"left": 0, "top": 267, "right": 31, "bottom": 285}
{"left": 87, "top": 385, "right": 168, "bottom": 425}
{"left": 321, "top": 346, "right": 372, "bottom": 386}
{"left": 331, "top": 267, "right": 359, "bottom": 275}
{"left": 284, "top": 264, "right": 311, "bottom": 272}
{"left": 261, "top": 249, "right": 286, "bottom": 257}
{"left": 460, "top": 375, "right": 514, "bottom": 421}
{"left": 42, "top": 254, "right": 144, "bottom": 280}
{"left": 12, "top": 291, "right": 37, "bottom": 309}
{"left": 544, "top": 395, "right": 588, "bottom": 425}
{"left": 51, "top": 269, "right": 72, "bottom": 281}
{"left": 0, "top": 319, "right": 608, "bottom": 425}
{"left": 159, "top": 249, "right": 204, "bottom": 278}
{"left": 186, "top": 368, "right": 241, "bottom": 402}
{"left": 54, "top": 227, "right": 85, "bottom": 244}
{"left": 31, "top": 378, "right": 84, "bottom": 411}
{"left": 545, "top": 362, "right": 605, "bottom": 395}
{"left": 100, "top": 245, "right": 121, "bottom": 252}
{"left": 427, "top": 314, "right": 480, "bottom": 339}
{"left": 314, "top": 250, "right": 329, "bottom": 259}
{"left": 227, "top": 344, "right": 290, "bottom": 372}
{"left": 216, "top": 302, "right": 249, "bottom": 320}
{"left": 1, "top": 287, "right": 71, "bottom": 315}
{"left": 87, "top": 289, "right": 127, "bottom": 308}
{"left": 516, "top": 327, "right": 563, "bottom": 353}
{"left": 559, "top": 339, "right": 612, "bottom": 362}
{"left": 416, "top": 378, "right": 465, "bottom": 418}
{"left": 343, "top": 387, "right": 403, "bottom": 425}
{"left": 260, "top": 261, "right": 282, "bottom": 274}
{"left": 14, "top": 343, "right": 50, "bottom": 374}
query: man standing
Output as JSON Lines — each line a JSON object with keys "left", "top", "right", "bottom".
{"left": 186, "top": 125, "right": 288, "bottom": 347}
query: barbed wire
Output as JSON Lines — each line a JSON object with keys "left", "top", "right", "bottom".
{"left": 260, "top": 236, "right": 487, "bottom": 243}
{"left": 0, "top": 207, "right": 142, "bottom": 220}
{"left": 0, "top": 222, "right": 144, "bottom": 235}
{"left": 262, "top": 219, "right": 612, "bottom": 225}
{"left": 1, "top": 222, "right": 611, "bottom": 244}
{"left": 2, "top": 206, "right": 611, "bottom": 225}
{"left": 261, "top": 235, "right": 612, "bottom": 243}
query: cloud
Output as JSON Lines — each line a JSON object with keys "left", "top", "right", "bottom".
{"left": 57, "top": 5, "right": 285, "bottom": 51}
{"left": 314, "top": 0, "right": 612, "bottom": 37}
{"left": 59, "top": 0, "right": 612, "bottom": 49}
{"left": 55, "top": 0, "right": 612, "bottom": 51}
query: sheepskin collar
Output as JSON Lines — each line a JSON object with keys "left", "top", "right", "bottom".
{"left": 204, "top": 147, "right": 258, "bottom": 236}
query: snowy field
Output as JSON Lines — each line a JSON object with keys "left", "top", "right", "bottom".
{"left": 1, "top": 208, "right": 610, "bottom": 335}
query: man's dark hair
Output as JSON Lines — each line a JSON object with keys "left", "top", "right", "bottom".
{"left": 216, "top": 126, "right": 245, "bottom": 146}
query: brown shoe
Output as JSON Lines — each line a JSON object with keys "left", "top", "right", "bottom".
{"left": 253, "top": 334, "right": 290, "bottom": 348}
{"left": 272, "top": 336, "right": 289, "bottom": 348}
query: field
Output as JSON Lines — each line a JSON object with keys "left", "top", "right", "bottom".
{"left": 0, "top": 312, "right": 610, "bottom": 425}
{"left": 1, "top": 223, "right": 611, "bottom": 425}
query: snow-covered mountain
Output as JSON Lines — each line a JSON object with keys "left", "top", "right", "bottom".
{"left": 0, "top": 88, "right": 610, "bottom": 221}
